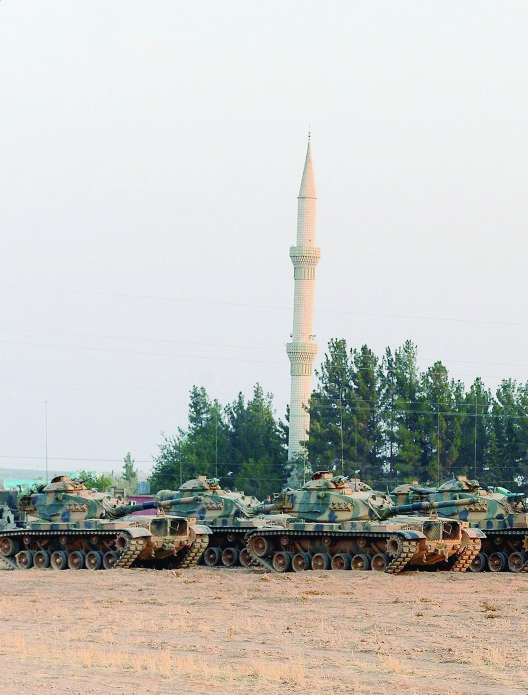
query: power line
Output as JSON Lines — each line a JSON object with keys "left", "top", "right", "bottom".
{"left": 0, "top": 339, "right": 285, "bottom": 365}
{"left": 0, "top": 326, "right": 284, "bottom": 353}
{"left": 0, "top": 455, "right": 152, "bottom": 463}
{"left": 2, "top": 282, "right": 527, "bottom": 328}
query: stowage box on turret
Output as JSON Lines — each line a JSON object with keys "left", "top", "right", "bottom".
{"left": 244, "top": 471, "right": 484, "bottom": 574}
{"left": 0, "top": 476, "right": 210, "bottom": 571}
{"left": 393, "top": 476, "right": 528, "bottom": 573}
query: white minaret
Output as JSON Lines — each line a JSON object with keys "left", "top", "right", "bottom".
{"left": 286, "top": 137, "right": 320, "bottom": 460}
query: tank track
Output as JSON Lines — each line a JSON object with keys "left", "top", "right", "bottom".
{"left": 244, "top": 529, "right": 419, "bottom": 574}
{"left": 518, "top": 535, "right": 528, "bottom": 572}
{"left": 0, "top": 554, "right": 16, "bottom": 571}
{"left": 173, "top": 532, "right": 210, "bottom": 569}
{"left": 115, "top": 534, "right": 147, "bottom": 568}
{"left": 451, "top": 537, "right": 481, "bottom": 572}
{"left": 0, "top": 529, "right": 138, "bottom": 570}
{"left": 245, "top": 544, "right": 275, "bottom": 572}
{"left": 385, "top": 539, "right": 419, "bottom": 574}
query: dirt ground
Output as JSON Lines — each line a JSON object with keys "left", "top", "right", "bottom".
{"left": 1, "top": 567, "right": 527, "bottom": 695}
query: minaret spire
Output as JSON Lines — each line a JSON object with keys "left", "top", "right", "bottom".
{"left": 286, "top": 137, "right": 321, "bottom": 462}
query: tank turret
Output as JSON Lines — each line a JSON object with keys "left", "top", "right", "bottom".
{"left": 244, "top": 471, "right": 484, "bottom": 575}
{"left": 17, "top": 475, "right": 133, "bottom": 522}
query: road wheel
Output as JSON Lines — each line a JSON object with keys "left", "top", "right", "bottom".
{"left": 86, "top": 551, "right": 103, "bottom": 570}
{"left": 488, "top": 551, "right": 507, "bottom": 572}
{"left": 351, "top": 553, "right": 371, "bottom": 571}
{"left": 0, "top": 537, "right": 20, "bottom": 557}
{"left": 508, "top": 551, "right": 527, "bottom": 573}
{"left": 250, "top": 535, "right": 273, "bottom": 558}
{"left": 371, "top": 553, "right": 389, "bottom": 572}
{"left": 331, "top": 553, "right": 351, "bottom": 570}
{"left": 221, "top": 547, "right": 239, "bottom": 567}
{"left": 272, "top": 551, "right": 293, "bottom": 572}
{"left": 469, "top": 552, "right": 488, "bottom": 572}
{"left": 203, "top": 547, "right": 221, "bottom": 566}
{"left": 15, "top": 550, "right": 34, "bottom": 569}
{"left": 50, "top": 550, "right": 68, "bottom": 570}
{"left": 312, "top": 552, "right": 331, "bottom": 570}
{"left": 103, "top": 551, "right": 120, "bottom": 570}
{"left": 33, "top": 550, "right": 51, "bottom": 569}
{"left": 239, "top": 548, "right": 252, "bottom": 567}
{"left": 68, "top": 550, "right": 86, "bottom": 570}
{"left": 292, "top": 552, "right": 312, "bottom": 572}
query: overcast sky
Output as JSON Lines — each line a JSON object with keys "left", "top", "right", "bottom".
{"left": 1, "top": 2, "right": 527, "bottom": 477}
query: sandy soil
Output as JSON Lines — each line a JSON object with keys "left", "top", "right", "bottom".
{"left": 1, "top": 567, "right": 527, "bottom": 695}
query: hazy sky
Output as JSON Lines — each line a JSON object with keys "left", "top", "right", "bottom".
{"left": 1, "top": 2, "right": 527, "bottom": 477}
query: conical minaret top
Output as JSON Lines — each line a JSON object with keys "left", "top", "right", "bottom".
{"left": 298, "top": 139, "right": 316, "bottom": 200}
{"left": 286, "top": 137, "right": 321, "bottom": 461}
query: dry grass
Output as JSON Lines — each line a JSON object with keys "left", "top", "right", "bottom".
{"left": 1, "top": 569, "right": 528, "bottom": 695}
{"left": 0, "top": 632, "right": 311, "bottom": 687}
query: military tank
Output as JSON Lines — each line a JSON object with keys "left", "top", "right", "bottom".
{"left": 244, "top": 471, "right": 484, "bottom": 574}
{"left": 393, "top": 476, "right": 528, "bottom": 573}
{"left": 156, "top": 476, "right": 287, "bottom": 568}
{"left": 0, "top": 475, "right": 210, "bottom": 571}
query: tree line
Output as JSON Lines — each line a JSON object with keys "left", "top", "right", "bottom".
{"left": 149, "top": 384, "right": 287, "bottom": 497}
{"left": 306, "top": 339, "right": 528, "bottom": 490}
{"left": 149, "top": 339, "right": 528, "bottom": 496}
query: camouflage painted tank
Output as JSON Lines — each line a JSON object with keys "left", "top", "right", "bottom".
{"left": 393, "top": 476, "right": 528, "bottom": 573}
{"left": 156, "top": 476, "right": 284, "bottom": 568}
{"left": 0, "top": 475, "right": 210, "bottom": 571}
{"left": 244, "top": 471, "right": 484, "bottom": 574}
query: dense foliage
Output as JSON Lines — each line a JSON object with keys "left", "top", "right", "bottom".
{"left": 306, "top": 339, "right": 528, "bottom": 490}
{"left": 148, "top": 340, "right": 528, "bottom": 498}
{"left": 149, "top": 384, "right": 287, "bottom": 497}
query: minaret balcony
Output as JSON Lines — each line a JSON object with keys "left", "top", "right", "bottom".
{"left": 289, "top": 246, "right": 321, "bottom": 265}
{"left": 286, "top": 341, "right": 318, "bottom": 363}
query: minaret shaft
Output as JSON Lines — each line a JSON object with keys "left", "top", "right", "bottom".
{"left": 287, "top": 141, "right": 320, "bottom": 461}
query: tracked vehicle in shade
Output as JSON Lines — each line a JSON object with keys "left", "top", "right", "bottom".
{"left": 0, "top": 475, "right": 210, "bottom": 571}
{"left": 392, "top": 476, "right": 528, "bottom": 573}
{"left": 156, "top": 477, "right": 288, "bottom": 568}
{"left": 244, "top": 471, "right": 484, "bottom": 574}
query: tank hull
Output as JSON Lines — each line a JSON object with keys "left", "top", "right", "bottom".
{"left": 0, "top": 515, "right": 210, "bottom": 571}
{"left": 244, "top": 518, "right": 483, "bottom": 574}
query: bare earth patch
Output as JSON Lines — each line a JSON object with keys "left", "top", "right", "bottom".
{"left": 1, "top": 567, "right": 527, "bottom": 695}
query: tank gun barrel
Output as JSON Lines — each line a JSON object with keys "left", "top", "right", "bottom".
{"left": 107, "top": 500, "right": 163, "bottom": 518}
{"left": 254, "top": 503, "right": 279, "bottom": 514}
{"left": 380, "top": 496, "right": 480, "bottom": 519}
{"left": 155, "top": 495, "right": 204, "bottom": 506}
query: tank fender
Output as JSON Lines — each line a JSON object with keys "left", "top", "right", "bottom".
{"left": 191, "top": 524, "right": 212, "bottom": 535}
{"left": 463, "top": 527, "right": 486, "bottom": 539}
{"left": 392, "top": 530, "right": 426, "bottom": 540}
{"left": 124, "top": 527, "right": 151, "bottom": 538}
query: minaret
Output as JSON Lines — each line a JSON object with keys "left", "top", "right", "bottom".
{"left": 286, "top": 137, "right": 320, "bottom": 460}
